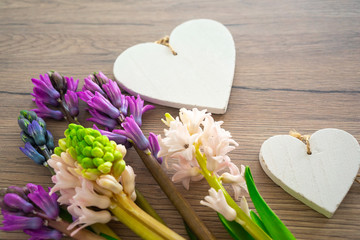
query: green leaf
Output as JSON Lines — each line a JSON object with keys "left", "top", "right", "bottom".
{"left": 250, "top": 210, "right": 269, "bottom": 236}
{"left": 245, "top": 166, "right": 296, "bottom": 239}
{"left": 217, "top": 213, "right": 254, "bottom": 240}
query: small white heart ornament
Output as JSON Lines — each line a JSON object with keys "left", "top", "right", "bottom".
{"left": 113, "top": 19, "right": 236, "bottom": 114}
{"left": 259, "top": 128, "right": 360, "bottom": 217}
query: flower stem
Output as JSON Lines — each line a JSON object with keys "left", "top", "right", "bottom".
{"left": 135, "top": 188, "right": 165, "bottom": 225}
{"left": 47, "top": 218, "right": 106, "bottom": 240}
{"left": 133, "top": 145, "right": 216, "bottom": 240}
{"left": 195, "top": 148, "right": 272, "bottom": 240}
{"left": 111, "top": 192, "right": 184, "bottom": 240}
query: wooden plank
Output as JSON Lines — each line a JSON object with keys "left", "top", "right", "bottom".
{"left": 0, "top": 0, "right": 359, "bottom": 239}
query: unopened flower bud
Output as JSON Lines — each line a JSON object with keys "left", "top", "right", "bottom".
{"left": 28, "top": 120, "right": 46, "bottom": 146}
{"left": 0, "top": 214, "right": 43, "bottom": 231}
{"left": 3, "top": 193, "right": 34, "bottom": 213}
{"left": 20, "top": 131, "right": 36, "bottom": 145}
{"left": 121, "top": 166, "right": 136, "bottom": 198}
{"left": 20, "top": 110, "right": 38, "bottom": 122}
{"left": 161, "top": 113, "right": 175, "bottom": 127}
{"left": 112, "top": 159, "right": 126, "bottom": 181}
{"left": 24, "top": 228, "right": 62, "bottom": 240}
{"left": 96, "top": 175, "right": 122, "bottom": 194}
{"left": 36, "top": 117, "right": 47, "bottom": 131}
{"left": 95, "top": 71, "right": 110, "bottom": 85}
{"left": 46, "top": 130, "right": 55, "bottom": 151}
{"left": 18, "top": 117, "right": 31, "bottom": 134}
{"left": 20, "top": 142, "right": 46, "bottom": 165}
{"left": 48, "top": 71, "right": 66, "bottom": 93}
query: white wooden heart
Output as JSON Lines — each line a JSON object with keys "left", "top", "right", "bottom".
{"left": 113, "top": 19, "right": 235, "bottom": 114}
{"left": 259, "top": 128, "right": 360, "bottom": 218}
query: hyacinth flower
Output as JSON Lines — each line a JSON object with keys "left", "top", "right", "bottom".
{"left": 17, "top": 110, "right": 120, "bottom": 240}
{"left": 31, "top": 71, "right": 80, "bottom": 123}
{"left": 18, "top": 110, "right": 54, "bottom": 167}
{"left": 78, "top": 72, "right": 214, "bottom": 239}
{"left": 0, "top": 184, "right": 105, "bottom": 240}
{"left": 158, "top": 108, "right": 296, "bottom": 240}
{"left": 49, "top": 124, "right": 184, "bottom": 240}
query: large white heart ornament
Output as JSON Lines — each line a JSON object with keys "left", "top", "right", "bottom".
{"left": 259, "top": 128, "right": 360, "bottom": 217}
{"left": 113, "top": 19, "right": 235, "bottom": 114}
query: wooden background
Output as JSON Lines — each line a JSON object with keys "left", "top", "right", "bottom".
{"left": 1, "top": 0, "right": 359, "bottom": 239}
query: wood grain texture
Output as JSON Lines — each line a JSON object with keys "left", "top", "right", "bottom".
{"left": 0, "top": 0, "right": 359, "bottom": 239}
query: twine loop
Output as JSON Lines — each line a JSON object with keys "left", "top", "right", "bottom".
{"left": 289, "top": 130, "right": 312, "bottom": 155}
{"left": 155, "top": 36, "right": 177, "bottom": 55}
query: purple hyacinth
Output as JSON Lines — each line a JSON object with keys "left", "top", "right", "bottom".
{"left": 87, "top": 92, "right": 120, "bottom": 119}
{"left": 93, "top": 124, "right": 130, "bottom": 147}
{"left": 0, "top": 184, "right": 61, "bottom": 238}
{"left": 31, "top": 72, "right": 80, "bottom": 122}
{"left": 32, "top": 100, "right": 64, "bottom": 120}
{"left": 32, "top": 87, "right": 59, "bottom": 107}
{"left": 83, "top": 75, "right": 106, "bottom": 96}
{"left": 148, "top": 132, "right": 163, "bottom": 164}
{"left": 87, "top": 109, "right": 117, "bottom": 130}
{"left": 31, "top": 74, "right": 60, "bottom": 103}
{"left": 27, "top": 184, "right": 59, "bottom": 220}
{"left": 24, "top": 227, "right": 62, "bottom": 240}
{"left": 3, "top": 193, "right": 34, "bottom": 213}
{"left": 103, "top": 79, "right": 128, "bottom": 115}
{"left": 113, "top": 116, "right": 150, "bottom": 151}
{"left": 126, "top": 95, "right": 155, "bottom": 127}
{"left": 65, "top": 76, "right": 79, "bottom": 92}
{"left": 95, "top": 71, "right": 111, "bottom": 84}
{"left": 64, "top": 90, "right": 79, "bottom": 117}
{"left": 0, "top": 213, "right": 43, "bottom": 231}
{"left": 77, "top": 90, "right": 94, "bottom": 102}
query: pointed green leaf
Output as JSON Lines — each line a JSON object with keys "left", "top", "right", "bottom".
{"left": 245, "top": 166, "right": 296, "bottom": 239}
{"left": 217, "top": 213, "right": 254, "bottom": 240}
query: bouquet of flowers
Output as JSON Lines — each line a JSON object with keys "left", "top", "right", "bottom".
{"left": 0, "top": 71, "right": 296, "bottom": 240}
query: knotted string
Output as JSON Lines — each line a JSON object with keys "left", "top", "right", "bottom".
{"left": 155, "top": 36, "right": 178, "bottom": 55}
{"left": 289, "top": 130, "right": 312, "bottom": 155}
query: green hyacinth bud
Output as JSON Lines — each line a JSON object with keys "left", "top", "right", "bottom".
{"left": 54, "top": 147, "right": 63, "bottom": 156}
{"left": 113, "top": 159, "right": 126, "bottom": 180}
{"left": 91, "top": 147, "right": 104, "bottom": 158}
{"left": 103, "top": 152, "right": 114, "bottom": 162}
{"left": 98, "top": 162, "right": 112, "bottom": 174}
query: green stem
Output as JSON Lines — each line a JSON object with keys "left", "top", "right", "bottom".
{"left": 195, "top": 148, "right": 272, "bottom": 240}
{"left": 111, "top": 192, "right": 185, "bottom": 240}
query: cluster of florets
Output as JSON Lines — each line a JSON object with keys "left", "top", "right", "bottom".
{"left": 158, "top": 108, "right": 247, "bottom": 200}
{"left": 49, "top": 124, "right": 136, "bottom": 235}
{"left": 55, "top": 124, "right": 125, "bottom": 179}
